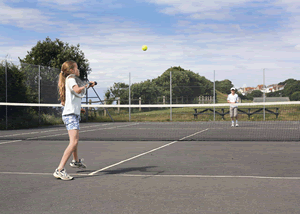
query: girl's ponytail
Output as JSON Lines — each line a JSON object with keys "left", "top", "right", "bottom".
{"left": 58, "top": 60, "right": 76, "bottom": 106}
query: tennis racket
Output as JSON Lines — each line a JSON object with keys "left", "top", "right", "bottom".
{"left": 67, "top": 74, "right": 97, "bottom": 98}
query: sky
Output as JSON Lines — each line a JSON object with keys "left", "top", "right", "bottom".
{"left": 1, "top": 0, "right": 300, "bottom": 99}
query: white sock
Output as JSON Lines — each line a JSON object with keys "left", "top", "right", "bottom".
{"left": 232, "top": 120, "right": 234, "bottom": 124}
{"left": 236, "top": 120, "right": 238, "bottom": 124}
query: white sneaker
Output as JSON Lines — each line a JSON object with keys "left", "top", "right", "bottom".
{"left": 53, "top": 168, "right": 73, "bottom": 180}
{"left": 70, "top": 158, "right": 87, "bottom": 169}
{"left": 236, "top": 124, "right": 239, "bottom": 127}
{"left": 231, "top": 123, "right": 234, "bottom": 127}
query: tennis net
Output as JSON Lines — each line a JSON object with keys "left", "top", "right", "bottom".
{"left": 0, "top": 102, "right": 299, "bottom": 141}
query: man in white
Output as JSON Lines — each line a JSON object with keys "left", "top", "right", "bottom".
{"left": 227, "top": 87, "right": 239, "bottom": 127}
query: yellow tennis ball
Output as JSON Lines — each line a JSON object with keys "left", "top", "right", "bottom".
{"left": 142, "top": 45, "right": 148, "bottom": 51}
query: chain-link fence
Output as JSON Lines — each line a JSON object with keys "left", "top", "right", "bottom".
{"left": 1, "top": 59, "right": 299, "bottom": 128}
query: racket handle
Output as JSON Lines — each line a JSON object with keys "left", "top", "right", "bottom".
{"left": 89, "top": 81, "right": 97, "bottom": 86}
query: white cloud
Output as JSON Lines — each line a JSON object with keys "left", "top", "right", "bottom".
{"left": 38, "top": 0, "right": 86, "bottom": 5}
{"left": 146, "top": 0, "right": 267, "bottom": 20}
{"left": 1, "top": 0, "right": 300, "bottom": 90}
{"left": 37, "top": 0, "right": 123, "bottom": 11}
{"left": 295, "top": 45, "right": 300, "bottom": 50}
{"left": 0, "top": 3, "right": 56, "bottom": 31}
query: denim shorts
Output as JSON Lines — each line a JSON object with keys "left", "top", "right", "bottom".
{"left": 62, "top": 114, "right": 81, "bottom": 130}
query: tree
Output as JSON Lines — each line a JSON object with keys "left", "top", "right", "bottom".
{"left": 215, "top": 79, "right": 234, "bottom": 94}
{"left": 291, "top": 91, "right": 300, "bottom": 101}
{"left": 105, "top": 66, "right": 214, "bottom": 105}
{"left": 278, "top": 78, "right": 297, "bottom": 86}
{"left": 247, "top": 90, "right": 263, "bottom": 100}
{"left": 105, "top": 82, "right": 129, "bottom": 104}
{"left": 153, "top": 67, "right": 213, "bottom": 103}
{"left": 0, "top": 61, "right": 32, "bottom": 124}
{"left": 131, "top": 80, "right": 160, "bottom": 104}
{"left": 0, "top": 61, "right": 31, "bottom": 103}
{"left": 19, "top": 37, "right": 91, "bottom": 79}
{"left": 283, "top": 81, "right": 300, "bottom": 99}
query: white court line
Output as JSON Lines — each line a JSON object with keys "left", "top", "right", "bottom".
{"left": 0, "top": 123, "right": 112, "bottom": 138}
{"left": 27, "top": 123, "right": 139, "bottom": 140}
{"left": 179, "top": 129, "right": 209, "bottom": 141}
{"left": 88, "top": 128, "right": 210, "bottom": 175}
{"left": 114, "top": 174, "right": 300, "bottom": 180}
{"left": 3, "top": 171, "right": 300, "bottom": 180}
{"left": 212, "top": 127, "right": 299, "bottom": 130}
{"left": 0, "top": 140, "right": 22, "bottom": 145}
{"left": 0, "top": 123, "right": 139, "bottom": 144}
{"left": 113, "top": 127, "right": 208, "bottom": 130}
{"left": 0, "top": 172, "right": 89, "bottom": 176}
{"left": 0, "top": 172, "right": 54, "bottom": 175}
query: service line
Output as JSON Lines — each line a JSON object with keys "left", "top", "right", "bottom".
{"left": 89, "top": 128, "right": 210, "bottom": 175}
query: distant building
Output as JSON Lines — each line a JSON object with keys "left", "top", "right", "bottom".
{"left": 239, "top": 84, "right": 285, "bottom": 95}
{"left": 266, "top": 84, "right": 285, "bottom": 93}
{"left": 238, "top": 87, "right": 255, "bottom": 95}
{"left": 255, "top": 85, "right": 264, "bottom": 90}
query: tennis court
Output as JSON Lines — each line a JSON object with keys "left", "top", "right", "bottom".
{"left": 1, "top": 120, "right": 300, "bottom": 213}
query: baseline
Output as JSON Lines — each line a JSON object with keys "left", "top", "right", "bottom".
{"left": 2, "top": 171, "right": 300, "bottom": 180}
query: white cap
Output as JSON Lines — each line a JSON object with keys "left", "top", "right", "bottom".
{"left": 230, "top": 87, "right": 236, "bottom": 90}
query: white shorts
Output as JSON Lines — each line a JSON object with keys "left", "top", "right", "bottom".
{"left": 230, "top": 107, "right": 238, "bottom": 118}
{"left": 62, "top": 114, "right": 81, "bottom": 130}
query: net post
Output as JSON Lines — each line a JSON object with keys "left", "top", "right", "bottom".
{"left": 170, "top": 71, "right": 172, "bottom": 121}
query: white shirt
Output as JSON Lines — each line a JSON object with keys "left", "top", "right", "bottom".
{"left": 62, "top": 78, "right": 83, "bottom": 116}
{"left": 227, "top": 93, "right": 239, "bottom": 108}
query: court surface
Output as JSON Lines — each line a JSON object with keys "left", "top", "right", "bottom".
{"left": 1, "top": 122, "right": 300, "bottom": 214}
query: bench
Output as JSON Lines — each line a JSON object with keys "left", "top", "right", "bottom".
{"left": 194, "top": 107, "right": 279, "bottom": 120}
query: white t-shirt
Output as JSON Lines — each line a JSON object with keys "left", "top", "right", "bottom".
{"left": 227, "top": 93, "right": 239, "bottom": 108}
{"left": 62, "top": 78, "right": 83, "bottom": 116}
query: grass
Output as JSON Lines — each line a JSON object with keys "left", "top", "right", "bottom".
{"left": 86, "top": 103, "right": 300, "bottom": 123}
{"left": 87, "top": 91, "right": 298, "bottom": 122}
{"left": 216, "top": 90, "right": 228, "bottom": 103}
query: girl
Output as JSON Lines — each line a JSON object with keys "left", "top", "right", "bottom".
{"left": 54, "top": 60, "right": 95, "bottom": 180}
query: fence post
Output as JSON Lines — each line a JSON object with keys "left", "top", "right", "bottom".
{"left": 163, "top": 96, "right": 165, "bottom": 105}
{"left": 170, "top": 71, "right": 172, "bottom": 121}
{"left": 86, "top": 88, "right": 88, "bottom": 122}
{"left": 5, "top": 60, "right": 7, "bottom": 130}
{"left": 139, "top": 97, "right": 141, "bottom": 111}
{"left": 104, "top": 98, "right": 107, "bottom": 116}
{"left": 38, "top": 65, "right": 41, "bottom": 125}
{"left": 117, "top": 97, "right": 120, "bottom": 113}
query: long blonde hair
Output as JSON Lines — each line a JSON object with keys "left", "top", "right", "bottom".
{"left": 58, "top": 60, "right": 77, "bottom": 106}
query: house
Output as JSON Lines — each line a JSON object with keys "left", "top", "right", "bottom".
{"left": 239, "top": 84, "right": 285, "bottom": 95}
{"left": 266, "top": 84, "right": 285, "bottom": 93}
{"left": 239, "top": 87, "right": 255, "bottom": 95}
